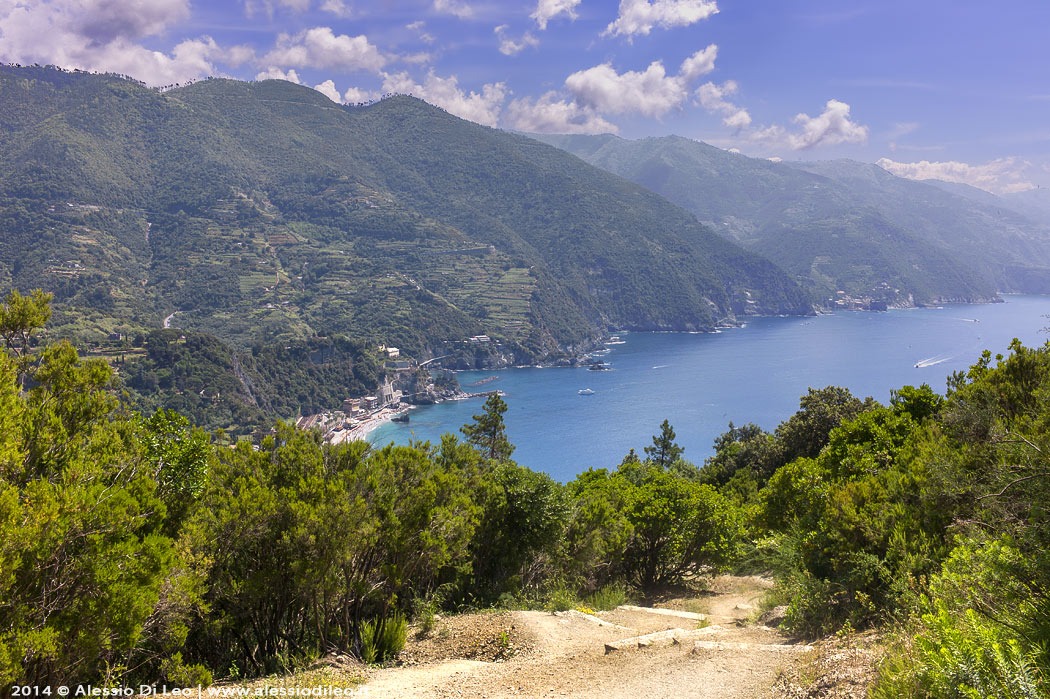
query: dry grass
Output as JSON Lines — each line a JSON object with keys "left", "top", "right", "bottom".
{"left": 768, "top": 629, "right": 884, "bottom": 699}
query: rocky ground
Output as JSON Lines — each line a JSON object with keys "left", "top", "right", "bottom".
{"left": 211, "top": 576, "right": 881, "bottom": 698}
{"left": 360, "top": 576, "right": 822, "bottom": 698}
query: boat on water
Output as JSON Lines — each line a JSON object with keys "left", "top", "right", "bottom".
{"left": 578, "top": 388, "right": 595, "bottom": 395}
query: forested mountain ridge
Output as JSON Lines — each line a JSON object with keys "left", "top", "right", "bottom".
{"left": 532, "top": 132, "right": 1050, "bottom": 305}
{"left": 0, "top": 65, "right": 816, "bottom": 433}
{"left": 0, "top": 65, "right": 811, "bottom": 360}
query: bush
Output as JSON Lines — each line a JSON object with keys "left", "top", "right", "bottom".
{"left": 160, "top": 653, "right": 213, "bottom": 688}
{"left": 582, "top": 585, "right": 627, "bottom": 612}
{"left": 541, "top": 587, "right": 579, "bottom": 613}
{"left": 873, "top": 606, "right": 1047, "bottom": 699}
{"left": 360, "top": 613, "right": 407, "bottom": 665}
{"left": 0, "top": 342, "right": 208, "bottom": 691}
{"left": 568, "top": 461, "right": 743, "bottom": 590}
{"left": 778, "top": 574, "right": 850, "bottom": 639}
{"left": 186, "top": 433, "right": 478, "bottom": 675}
{"left": 466, "top": 462, "right": 570, "bottom": 604}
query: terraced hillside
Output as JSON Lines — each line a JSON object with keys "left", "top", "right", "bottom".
{"left": 0, "top": 65, "right": 812, "bottom": 431}
{"left": 0, "top": 67, "right": 811, "bottom": 350}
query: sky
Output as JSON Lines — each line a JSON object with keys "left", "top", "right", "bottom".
{"left": 1, "top": 0, "right": 1048, "bottom": 194}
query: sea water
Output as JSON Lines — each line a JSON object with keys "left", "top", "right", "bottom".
{"left": 370, "top": 295, "right": 1050, "bottom": 481}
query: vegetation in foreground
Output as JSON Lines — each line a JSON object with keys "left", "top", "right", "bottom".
{"left": 2, "top": 287, "right": 1050, "bottom": 697}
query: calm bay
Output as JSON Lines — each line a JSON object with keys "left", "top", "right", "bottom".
{"left": 371, "top": 295, "right": 1050, "bottom": 481}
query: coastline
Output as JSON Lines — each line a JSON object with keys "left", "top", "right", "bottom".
{"left": 328, "top": 406, "right": 415, "bottom": 445}
{"left": 329, "top": 389, "right": 504, "bottom": 446}
{"left": 356, "top": 295, "right": 1050, "bottom": 479}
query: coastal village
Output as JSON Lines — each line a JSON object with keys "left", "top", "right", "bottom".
{"left": 295, "top": 337, "right": 501, "bottom": 444}
{"left": 295, "top": 343, "right": 413, "bottom": 444}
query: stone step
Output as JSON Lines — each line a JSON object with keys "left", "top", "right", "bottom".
{"left": 691, "top": 640, "right": 813, "bottom": 654}
{"left": 617, "top": 604, "right": 707, "bottom": 622}
{"left": 555, "top": 609, "right": 634, "bottom": 630}
{"left": 604, "top": 625, "right": 725, "bottom": 654}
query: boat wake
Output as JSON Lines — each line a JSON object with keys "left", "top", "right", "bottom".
{"left": 914, "top": 354, "right": 953, "bottom": 368}
{"left": 652, "top": 365, "right": 668, "bottom": 369}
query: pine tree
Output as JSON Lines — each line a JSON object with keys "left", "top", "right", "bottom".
{"left": 460, "top": 393, "right": 515, "bottom": 461}
{"left": 645, "top": 419, "right": 684, "bottom": 468}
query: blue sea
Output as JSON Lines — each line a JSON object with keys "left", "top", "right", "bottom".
{"left": 371, "top": 295, "right": 1050, "bottom": 481}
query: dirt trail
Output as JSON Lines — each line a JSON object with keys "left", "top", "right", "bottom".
{"left": 364, "top": 576, "right": 808, "bottom": 698}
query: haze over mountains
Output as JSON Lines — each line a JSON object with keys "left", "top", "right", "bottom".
{"left": 531, "top": 133, "right": 1050, "bottom": 305}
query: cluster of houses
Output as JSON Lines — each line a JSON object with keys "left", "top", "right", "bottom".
{"left": 295, "top": 344, "right": 420, "bottom": 443}
{"left": 295, "top": 374, "right": 405, "bottom": 443}
{"left": 829, "top": 283, "right": 897, "bottom": 311}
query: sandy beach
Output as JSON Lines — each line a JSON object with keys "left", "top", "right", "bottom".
{"left": 329, "top": 405, "right": 415, "bottom": 445}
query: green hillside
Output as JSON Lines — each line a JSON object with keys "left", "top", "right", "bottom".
{"left": 532, "top": 133, "right": 1050, "bottom": 304}
{"left": 0, "top": 66, "right": 812, "bottom": 431}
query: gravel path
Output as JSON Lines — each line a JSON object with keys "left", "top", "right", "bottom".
{"left": 364, "top": 576, "right": 809, "bottom": 698}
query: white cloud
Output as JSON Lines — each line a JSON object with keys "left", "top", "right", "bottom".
{"left": 255, "top": 66, "right": 302, "bottom": 83}
{"left": 704, "top": 98, "right": 869, "bottom": 152}
{"left": 786, "top": 99, "right": 868, "bottom": 149}
{"left": 224, "top": 44, "right": 256, "bottom": 67}
{"left": 604, "top": 0, "right": 718, "bottom": 38}
{"left": 566, "top": 62, "right": 681, "bottom": 117}
{"left": 494, "top": 25, "right": 539, "bottom": 56}
{"left": 678, "top": 43, "right": 717, "bottom": 81}
{"left": 313, "top": 79, "right": 342, "bottom": 102}
{"left": 887, "top": 121, "right": 919, "bottom": 139}
{"left": 263, "top": 27, "right": 385, "bottom": 73}
{"left": 298, "top": 78, "right": 378, "bottom": 105}
{"left": 306, "top": 78, "right": 381, "bottom": 104}
{"left": 876, "top": 157, "right": 1036, "bottom": 195}
{"left": 433, "top": 0, "right": 473, "bottom": 18}
{"left": 531, "top": 0, "right": 581, "bottom": 29}
{"left": 406, "top": 20, "right": 435, "bottom": 43}
{"left": 504, "top": 92, "right": 618, "bottom": 134}
{"left": 382, "top": 70, "right": 505, "bottom": 126}
{"left": 73, "top": 0, "right": 190, "bottom": 42}
{"left": 343, "top": 85, "right": 380, "bottom": 103}
{"left": 244, "top": 0, "right": 310, "bottom": 17}
{"left": 0, "top": 0, "right": 235, "bottom": 86}
{"left": 695, "top": 80, "right": 751, "bottom": 129}
{"left": 747, "top": 124, "right": 785, "bottom": 143}
{"left": 886, "top": 121, "right": 919, "bottom": 152}
{"left": 564, "top": 45, "right": 717, "bottom": 118}
{"left": 320, "top": 0, "right": 353, "bottom": 18}
{"left": 400, "top": 52, "right": 432, "bottom": 64}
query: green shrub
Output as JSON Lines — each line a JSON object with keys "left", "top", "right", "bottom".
{"left": 466, "top": 461, "right": 570, "bottom": 604}
{"left": 583, "top": 584, "right": 627, "bottom": 612}
{"left": 160, "top": 653, "right": 213, "bottom": 688}
{"left": 779, "top": 574, "right": 850, "bottom": 639}
{"left": 360, "top": 612, "right": 407, "bottom": 665}
{"left": 413, "top": 597, "right": 440, "bottom": 638}
{"left": 873, "top": 605, "right": 1047, "bottom": 698}
{"left": 542, "top": 587, "right": 579, "bottom": 613}
{"left": 569, "top": 461, "right": 743, "bottom": 590}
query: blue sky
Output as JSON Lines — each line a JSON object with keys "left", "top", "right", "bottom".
{"left": 1, "top": 0, "right": 1047, "bottom": 192}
